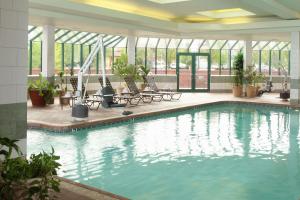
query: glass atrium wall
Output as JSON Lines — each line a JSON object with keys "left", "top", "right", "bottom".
{"left": 28, "top": 26, "right": 291, "bottom": 76}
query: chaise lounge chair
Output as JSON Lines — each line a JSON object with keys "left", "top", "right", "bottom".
{"left": 145, "top": 76, "right": 182, "bottom": 101}
{"left": 70, "top": 77, "right": 102, "bottom": 109}
{"left": 124, "top": 76, "right": 163, "bottom": 103}
{"left": 98, "top": 76, "right": 141, "bottom": 106}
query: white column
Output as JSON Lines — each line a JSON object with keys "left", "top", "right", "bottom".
{"left": 127, "top": 35, "right": 136, "bottom": 65}
{"left": 243, "top": 40, "right": 253, "bottom": 68}
{"left": 290, "top": 32, "right": 300, "bottom": 105}
{"left": 0, "top": 0, "right": 28, "bottom": 154}
{"left": 42, "top": 25, "right": 55, "bottom": 77}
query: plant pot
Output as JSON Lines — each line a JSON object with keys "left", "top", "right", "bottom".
{"left": 232, "top": 85, "right": 243, "bottom": 97}
{"left": 29, "top": 90, "right": 46, "bottom": 107}
{"left": 58, "top": 90, "right": 69, "bottom": 105}
{"left": 246, "top": 85, "right": 257, "bottom": 98}
{"left": 280, "top": 91, "right": 290, "bottom": 100}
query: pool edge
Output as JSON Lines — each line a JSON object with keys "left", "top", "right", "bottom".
{"left": 58, "top": 177, "right": 129, "bottom": 200}
{"left": 27, "top": 100, "right": 299, "bottom": 132}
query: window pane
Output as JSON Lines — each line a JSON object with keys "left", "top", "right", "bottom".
{"left": 261, "top": 50, "right": 269, "bottom": 75}
{"left": 271, "top": 50, "right": 280, "bottom": 76}
{"left": 136, "top": 48, "right": 145, "bottom": 66}
{"left": 31, "top": 41, "right": 42, "bottom": 75}
{"left": 252, "top": 50, "right": 259, "bottom": 70}
{"left": 147, "top": 47, "right": 156, "bottom": 73}
{"left": 137, "top": 38, "right": 148, "bottom": 48}
{"left": 280, "top": 51, "right": 289, "bottom": 75}
{"left": 147, "top": 38, "right": 159, "bottom": 48}
{"left": 73, "top": 44, "right": 81, "bottom": 74}
{"left": 211, "top": 49, "right": 219, "bottom": 75}
{"left": 167, "top": 48, "right": 176, "bottom": 74}
{"left": 221, "top": 50, "right": 229, "bottom": 75}
{"left": 106, "top": 48, "right": 113, "bottom": 74}
{"left": 64, "top": 43, "right": 72, "bottom": 71}
{"left": 157, "top": 48, "right": 166, "bottom": 74}
{"left": 55, "top": 43, "right": 62, "bottom": 73}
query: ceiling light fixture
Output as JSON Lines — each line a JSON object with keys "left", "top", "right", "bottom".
{"left": 148, "top": 0, "right": 191, "bottom": 4}
{"left": 197, "top": 8, "right": 255, "bottom": 19}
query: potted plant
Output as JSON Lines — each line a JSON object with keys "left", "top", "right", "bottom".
{"left": 0, "top": 137, "right": 61, "bottom": 200}
{"left": 139, "top": 65, "right": 150, "bottom": 90}
{"left": 232, "top": 52, "right": 244, "bottom": 97}
{"left": 28, "top": 74, "right": 58, "bottom": 106}
{"left": 244, "top": 66, "right": 265, "bottom": 98}
{"left": 44, "top": 78, "right": 58, "bottom": 105}
{"left": 28, "top": 74, "right": 50, "bottom": 107}
{"left": 57, "top": 71, "right": 70, "bottom": 105}
{"left": 112, "top": 55, "right": 141, "bottom": 93}
{"left": 112, "top": 55, "right": 128, "bottom": 94}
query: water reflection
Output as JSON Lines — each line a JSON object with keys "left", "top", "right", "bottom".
{"left": 27, "top": 105, "right": 300, "bottom": 199}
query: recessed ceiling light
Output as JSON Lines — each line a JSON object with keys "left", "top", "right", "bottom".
{"left": 148, "top": 0, "right": 191, "bottom": 4}
{"left": 197, "top": 8, "right": 255, "bottom": 19}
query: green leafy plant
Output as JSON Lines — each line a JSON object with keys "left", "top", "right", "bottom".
{"left": 244, "top": 65, "right": 265, "bottom": 86}
{"left": 0, "top": 137, "right": 22, "bottom": 159}
{"left": 28, "top": 74, "right": 58, "bottom": 104}
{"left": 0, "top": 138, "right": 61, "bottom": 200}
{"left": 232, "top": 52, "right": 244, "bottom": 86}
{"left": 139, "top": 65, "right": 150, "bottom": 84}
{"left": 27, "top": 148, "right": 61, "bottom": 200}
{"left": 44, "top": 80, "right": 58, "bottom": 104}
{"left": 28, "top": 74, "right": 49, "bottom": 97}
{"left": 112, "top": 55, "right": 141, "bottom": 81}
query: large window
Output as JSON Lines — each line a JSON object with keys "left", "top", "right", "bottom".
{"left": 28, "top": 26, "right": 291, "bottom": 77}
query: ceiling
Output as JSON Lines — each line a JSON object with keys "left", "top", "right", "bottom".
{"left": 29, "top": 0, "right": 300, "bottom": 41}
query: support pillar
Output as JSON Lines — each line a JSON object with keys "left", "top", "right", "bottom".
{"left": 290, "top": 32, "right": 300, "bottom": 105}
{"left": 42, "top": 25, "right": 55, "bottom": 78}
{"left": 127, "top": 35, "right": 136, "bottom": 65}
{"left": 0, "top": 0, "right": 28, "bottom": 154}
{"left": 243, "top": 40, "right": 253, "bottom": 68}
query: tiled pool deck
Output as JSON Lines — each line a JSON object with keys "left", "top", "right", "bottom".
{"left": 57, "top": 177, "right": 128, "bottom": 200}
{"left": 28, "top": 93, "right": 291, "bottom": 132}
{"left": 27, "top": 92, "right": 292, "bottom": 200}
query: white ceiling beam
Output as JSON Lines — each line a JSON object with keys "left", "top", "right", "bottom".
{"left": 242, "top": 0, "right": 300, "bottom": 19}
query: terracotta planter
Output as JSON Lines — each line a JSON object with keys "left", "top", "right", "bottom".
{"left": 246, "top": 85, "right": 257, "bottom": 98}
{"left": 29, "top": 90, "right": 46, "bottom": 107}
{"left": 232, "top": 85, "right": 243, "bottom": 97}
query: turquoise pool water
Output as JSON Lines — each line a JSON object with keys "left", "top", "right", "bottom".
{"left": 27, "top": 104, "right": 300, "bottom": 200}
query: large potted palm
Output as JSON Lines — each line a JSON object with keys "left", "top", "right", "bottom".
{"left": 232, "top": 52, "right": 244, "bottom": 97}
{"left": 244, "top": 65, "right": 265, "bottom": 98}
